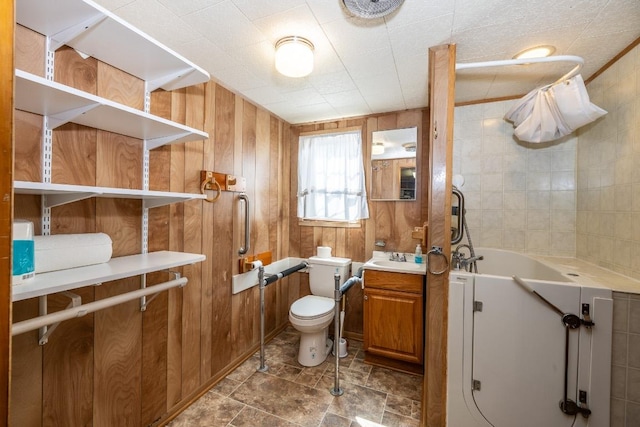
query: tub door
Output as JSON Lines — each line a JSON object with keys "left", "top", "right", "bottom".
{"left": 470, "top": 275, "right": 582, "bottom": 427}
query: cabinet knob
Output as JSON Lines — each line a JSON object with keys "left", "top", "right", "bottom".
{"left": 364, "top": 295, "right": 368, "bottom": 301}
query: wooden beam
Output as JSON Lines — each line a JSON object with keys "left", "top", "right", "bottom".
{"left": 422, "top": 44, "right": 456, "bottom": 427}
{"left": 0, "top": 2, "right": 14, "bottom": 425}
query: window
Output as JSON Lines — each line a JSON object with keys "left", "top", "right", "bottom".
{"left": 297, "top": 129, "right": 369, "bottom": 222}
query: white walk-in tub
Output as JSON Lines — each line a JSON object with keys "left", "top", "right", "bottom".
{"left": 447, "top": 248, "right": 612, "bottom": 427}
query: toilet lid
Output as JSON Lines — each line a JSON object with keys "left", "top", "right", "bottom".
{"left": 290, "top": 295, "right": 334, "bottom": 320}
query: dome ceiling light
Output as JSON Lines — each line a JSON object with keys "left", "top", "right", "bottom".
{"left": 513, "top": 45, "right": 556, "bottom": 60}
{"left": 275, "top": 36, "right": 314, "bottom": 78}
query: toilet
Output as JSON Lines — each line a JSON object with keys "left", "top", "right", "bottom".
{"left": 289, "top": 255, "right": 351, "bottom": 367}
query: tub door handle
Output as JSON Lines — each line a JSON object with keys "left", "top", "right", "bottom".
{"left": 238, "top": 193, "right": 250, "bottom": 255}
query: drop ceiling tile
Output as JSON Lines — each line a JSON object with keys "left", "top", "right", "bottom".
{"left": 308, "top": 70, "right": 357, "bottom": 95}
{"left": 182, "top": 1, "right": 266, "bottom": 50}
{"left": 322, "top": 17, "right": 392, "bottom": 58}
{"left": 226, "top": 41, "right": 275, "bottom": 77}
{"left": 306, "top": 0, "right": 351, "bottom": 24}
{"left": 265, "top": 101, "right": 338, "bottom": 124}
{"left": 356, "top": 74, "right": 405, "bottom": 112}
{"left": 157, "top": 0, "right": 226, "bottom": 17}
{"left": 232, "top": 0, "right": 307, "bottom": 22}
{"left": 213, "top": 65, "right": 268, "bottom": 92}
{"left": 582, "top": 1, "right": 640, "bottom": 37}
{"left": 241, "top": 85, "right": 289, "bottom": 106}
{"left": 323, "top": 89, "right": 370, "bottom": 114}
{"left": 341, "top": 47, "right": 397, "bottom": 80}
{"left": 177, "top": 37, "right": 241, "bottom": 73}
{"left": 100, "top": 0, "right": 202, "bottom": 47}
{"left": 252, "top": 4, "right": 322, "bottom": 41}
{"left": 383, "top": 0, "right": 455, "bottom": 30}
{"left": 388, "top": 14, "right": 454, "bottom": 58}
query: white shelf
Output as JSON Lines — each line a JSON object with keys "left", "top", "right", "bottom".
{"left": 12, "top": 250, "right": 206, "bottom": 302}
{"left": 16, "top": 0, "right": 210, "bottom": 91}
{"left": 15, "top": 181, "right": 206, "bottom": 209}
{"left": 15, "top": 70, "right": 208, "bottom": 149}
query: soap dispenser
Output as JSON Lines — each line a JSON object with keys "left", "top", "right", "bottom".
{"left": 414, "top": 244, "right": 423, "bottom": 264}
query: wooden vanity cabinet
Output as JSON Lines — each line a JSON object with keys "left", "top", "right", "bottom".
{"left": 363, "top": 269, "right": 424, "bottom": 372}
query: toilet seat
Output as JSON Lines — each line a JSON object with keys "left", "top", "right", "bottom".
{"left": 290, "top": 295, "right": 334, "bottom": 320}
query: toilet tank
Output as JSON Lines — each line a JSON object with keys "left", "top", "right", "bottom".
{"left": 307, "top": 256, "right": 351, "bottom": 298}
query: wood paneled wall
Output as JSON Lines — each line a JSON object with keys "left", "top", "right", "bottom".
{"left": 12, "top": 26, "right": 291, "bottom": 426}
{"left": 1, "top": 3, "right": 14, "bottom": 425}
{"left": 290, "top": 109, "right": 428, "bottom": 336}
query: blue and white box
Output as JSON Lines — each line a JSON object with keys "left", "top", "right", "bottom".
{"left": 13, "top": 220, "right": 35, "bottom": 285}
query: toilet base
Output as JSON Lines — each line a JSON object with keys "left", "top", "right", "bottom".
{"left": 297, "top": 328, "right": 333, "bottom": 367}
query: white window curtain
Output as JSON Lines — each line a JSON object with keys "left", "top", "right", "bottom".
{"left": 297, "top": 130, "right": 369, "bottom": 221}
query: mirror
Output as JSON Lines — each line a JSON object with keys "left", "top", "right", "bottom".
{"left": 370, "top": 127, "right": 418, "bottom": 201}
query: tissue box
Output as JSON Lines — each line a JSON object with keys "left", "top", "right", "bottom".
{"left": 13, "top": 220, "right": 35, "bottom": 285}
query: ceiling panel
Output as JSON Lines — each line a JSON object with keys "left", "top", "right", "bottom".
{"left": 94, "top": 0, "right": 640, "bottom": 124}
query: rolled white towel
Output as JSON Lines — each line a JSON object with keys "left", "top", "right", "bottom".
{"left": 34, "top": 233, "right": 113, "bottom": 273}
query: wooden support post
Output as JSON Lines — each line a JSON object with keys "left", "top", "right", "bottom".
{"left": 422, "top": 43, "right": 456, "bottom": 427}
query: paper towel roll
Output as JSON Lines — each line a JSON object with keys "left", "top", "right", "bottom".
{"left": 34, "top": 233, "right": 113, "bottom": 273}
{"left": 317, "top": 246, "right": 332, "bottom": 258}
{"left": 250, "top": 260, "right": 263, "bottom": 270}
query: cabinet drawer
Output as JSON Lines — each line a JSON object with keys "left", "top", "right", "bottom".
{"left": 363, "top": 269, "right": 423, "bottom": 294}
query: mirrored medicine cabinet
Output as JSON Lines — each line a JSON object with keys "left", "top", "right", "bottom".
{"left": 370, "top": 127, "right": 418, "bottom": 201}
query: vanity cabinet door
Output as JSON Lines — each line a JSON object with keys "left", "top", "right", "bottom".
{"left": 363, "top": 272, "right": 424, "bottom": 365}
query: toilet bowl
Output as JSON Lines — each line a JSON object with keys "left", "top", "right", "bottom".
{"left": 289, "top": 255, "right": 351, "bottom": 367}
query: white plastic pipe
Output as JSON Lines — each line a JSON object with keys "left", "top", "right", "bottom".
{"left": 11, "top": 277, "right": 187, "bottom": 337}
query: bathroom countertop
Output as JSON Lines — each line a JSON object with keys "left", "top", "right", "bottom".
{"left": 532, "top": 255, "right": 640, "bottom": 295}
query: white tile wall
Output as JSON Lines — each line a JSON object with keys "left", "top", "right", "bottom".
{"left": 576, "top": 43, "right": 640, "bottom": 280}
{"left": 453, "top": 100, "right": 577, "bottom": 256}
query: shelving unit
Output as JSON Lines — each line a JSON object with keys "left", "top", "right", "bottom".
{"left": 11, "top": 0, "right": 211, "bottom": 318}
{"left": 15, "top": 70, "right": 208, "bottom": 149}
{"left": 16, "top": 0, "right": 210, "bottom": 91}
{"left": 12, "top": 251, "right": 205, "bottom": 302}
{"left": 14, "top": 181, "right": 206, "bottom": 209}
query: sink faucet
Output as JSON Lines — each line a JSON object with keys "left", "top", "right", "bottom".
{"left": 388, "top": 252, "right": 406, "bottom": 262}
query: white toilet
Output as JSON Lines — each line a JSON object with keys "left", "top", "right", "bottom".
{"left": 289, "top": 255, "right": 351, "bottom": 367}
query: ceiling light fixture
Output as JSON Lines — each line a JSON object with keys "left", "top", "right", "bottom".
{"left": 372, "top": 142, "right": 385, "bottom": 155}
{"left": 513, "top": 45, "right": 556, "bottom": 60}
{"left": 402, "top": 142, "right": 416, "bottom": 152}
{"left": 275, "top": 36, "right": 314, "bottom": 78}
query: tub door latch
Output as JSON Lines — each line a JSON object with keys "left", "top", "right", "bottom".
{"left": 581, "top": 303, "right": 594, "bottom": 328}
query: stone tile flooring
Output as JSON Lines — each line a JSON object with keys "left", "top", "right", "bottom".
{"left": 169, "top": 327, "right": 422, "bottom": 427}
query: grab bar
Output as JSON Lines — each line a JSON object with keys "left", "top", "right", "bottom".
{"left": 238, "top": 193, "right": 250, "bottom": 255}
{"left": 451, "top": 186, "right": 465, "bottom": 244}
{"left": 257, "top": 261, "right": 308, "bottom": 372}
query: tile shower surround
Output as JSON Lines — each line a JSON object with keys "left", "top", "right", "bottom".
{"left": 168, "top": 327, "right": 422, "bottom": 426}
{"left": 453, "top": 43, "right": 640, "bottom": 427}
{"left": 453, "top": 100, "right": 577, "bottom": 257}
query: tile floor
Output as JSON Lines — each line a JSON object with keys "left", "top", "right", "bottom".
{"left": 169, "top": 327, "right": 422, "bottom": 427}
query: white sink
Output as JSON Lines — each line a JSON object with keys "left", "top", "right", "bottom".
{"left": 363, "top": 254, "right": 426, "bottom": 275}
